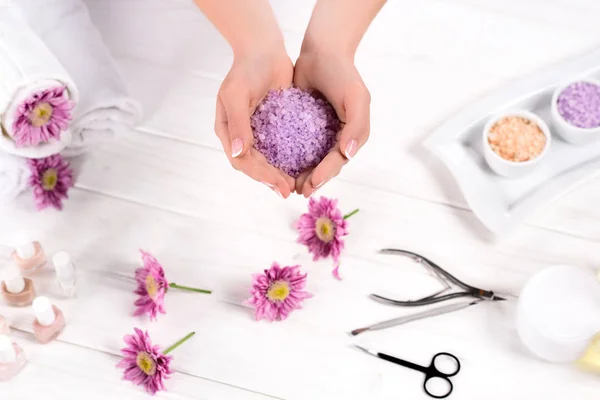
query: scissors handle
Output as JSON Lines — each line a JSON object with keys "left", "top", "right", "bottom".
{"left": 423, "top": 375, "right": 454, "bottom": 399}
{"left": 422, "top": 353, "right": 460, "bottom": 399}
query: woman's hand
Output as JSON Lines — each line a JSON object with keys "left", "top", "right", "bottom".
{"left": 195, "top": 0, "right": 295, "bottom": 198}
{"left": 291, "top": 0, "right": 385, "bottom": 197}
{"left": 293, "top": 48, "right": 371, "bottom": 197}
{"left": 215, "top": 51, "right": 295, "bottom": 198}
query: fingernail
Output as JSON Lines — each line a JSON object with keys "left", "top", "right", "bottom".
{"left": 231, "top": 138, "right": 243, "bottom": 158}
{"left": 314, "top": 179, "right": 327, "bottom": 189}
{"left": 344, "top": 139, "right": 358, "bottom": 159}
{"left": 273, "top": 187, "right": 284, "bottom": 199}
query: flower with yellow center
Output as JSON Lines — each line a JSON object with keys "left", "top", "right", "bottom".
{"left": 315, "top": 217, "right": 336, "bottom": 243}
{"left": 136, "top": 351, "right": 157, "bottom": 376}
{"left": 267, "top": 280, "right": 290, "bottom": 302}
{"left": 28, "top": 102, "right": 53, "bottom": 127}
{"left": 41, "top": 169, "right": 58, "bottom": 191}
{"left": 145, "top": 274, "right": 159, "bottom": 300}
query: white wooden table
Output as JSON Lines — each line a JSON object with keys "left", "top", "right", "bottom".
{"left": 3, "top": 1, "right": 600, "bottom": 398}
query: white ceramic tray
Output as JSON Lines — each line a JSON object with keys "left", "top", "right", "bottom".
{"left": 423, "top": 47, "right": 600, "bottom": 237}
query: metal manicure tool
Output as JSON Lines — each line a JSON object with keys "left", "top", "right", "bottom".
{"left": 351, "top": 249, "right": 514, "bottom": 335}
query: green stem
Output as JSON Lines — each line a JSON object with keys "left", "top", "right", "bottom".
{"left": 169, "top": 282, "right": 212, "bottom": 294}
{"left": 343, "top": 209, "right": 359, "bottom": 220}
{"left": 163, "top": 332, "right": 195, "bottom": 355}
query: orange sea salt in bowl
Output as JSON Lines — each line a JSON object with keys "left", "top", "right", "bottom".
{"left": 482, "top": 110, "right": 551, "bottom": 178}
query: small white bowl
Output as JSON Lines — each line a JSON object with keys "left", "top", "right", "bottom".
{"left": 551, "top": 78, "right": 600, "bottom": 145}
{"left": 482, "top": 110, "right": 551, "bottom": 178}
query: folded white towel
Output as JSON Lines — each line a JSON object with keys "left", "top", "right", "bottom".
{"left": 0, "top": 151, "right": 30, "bottom": 205}
{"left": 15, "top": 0, "right": 142, "bottom": 157}
{"left": 0, "top": 8, "right": 78, "bottom": 159}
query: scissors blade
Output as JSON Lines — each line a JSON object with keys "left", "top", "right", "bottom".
{"left": 354, "top": 345, "right": 378, "bottom": 357}
{"left": 351, "top": 300, "right": 479, "bottom": 336}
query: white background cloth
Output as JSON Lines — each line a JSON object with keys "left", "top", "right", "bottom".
{"left": 0, "top": 7, "right": 77, "bottom": 158}
{"left": 0, "top": 151, "right": 29, "bottom": 205}
{"left": 15, "top": 0, "right": 142, "bottom": 156}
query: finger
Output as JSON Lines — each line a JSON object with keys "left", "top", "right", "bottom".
{"left": 214, "top": 97, "right": 232, "bottom": 155}
{"left": 216, "top": 100, "right": 290, "bottom": 198}
{"left": 338, "top": 85, "right": 371, "bottom": 160}
{"left": 220, "top": 88, "right": 254, "bottom": 159}
{"left": 276, "top": 169, "right": 296, "bottom": 193}
{"left": 294, "top": 170, "right": 311, "bottom": 194}
{"left": 301, "top": 144, "right": 348, "bottom": 198}
{"left": 238, "top": 155, "right": 292, "bottom": 199}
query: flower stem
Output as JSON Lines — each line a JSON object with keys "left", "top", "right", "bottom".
{"left": 343, "top": 209, "right": 359, "bottom": 219}
{"left": 169, "top": 282, "right": 211, "bottom": 294}
{"left": 163, "top": 331, "right": 195, "bottom": 355}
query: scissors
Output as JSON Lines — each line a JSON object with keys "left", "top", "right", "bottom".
{"left": 355, "top": 345, "right": 460, "bottom": 399}
{"left": 371, "top": 249, "right": 509, "bottom": 306}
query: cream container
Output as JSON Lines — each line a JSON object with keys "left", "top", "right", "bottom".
{"left": 516, "top": 265, "right": 600, "bottom": 363}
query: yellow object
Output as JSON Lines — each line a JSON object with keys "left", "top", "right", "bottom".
{"left": 576, "top": 333, "right": 600, "bottom": 373}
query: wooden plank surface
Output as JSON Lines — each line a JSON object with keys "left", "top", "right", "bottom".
{"left": 1, "top": 0, "right": 600, "bottom": 398}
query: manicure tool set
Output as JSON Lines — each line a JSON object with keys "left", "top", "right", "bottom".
{"left": 352, "top": 248, "right": 514, "bottom": 398}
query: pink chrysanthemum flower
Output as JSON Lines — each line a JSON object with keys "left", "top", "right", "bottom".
{"left": 295, "top": 196, "right": 358, "bottom": 280}
{"left": 117, "top": 328, "right": 173, "bottom": 395}
{"left": 134, "top": 250, "right": 169, "bottom": 321}
{"left": 246, "top": 262, "right": 312, "bottom": 321}
{"left": 133, "top": 250, "right": 211, "bottom": 321}
{"left": 13, "top": 86, "right": 74, "bottom": 147}
{"left": 28, "top": 154, "right": 74, "bottom": 211}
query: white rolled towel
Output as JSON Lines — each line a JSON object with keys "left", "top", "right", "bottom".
{"left": 15, "top": 0, "right": 142, "bottom": 157}
{"left": 0, "top": 8, "right": 78, "bottom": 158}
{"left": 0, "top": 151, "right": 30, "bottom": 205}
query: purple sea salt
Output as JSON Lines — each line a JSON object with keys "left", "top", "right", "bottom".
{"left": 556, "top": 81, "right": 600, "bottom": 129}
{"left": 251, "top": 87, "right": 341, "bottom": 178}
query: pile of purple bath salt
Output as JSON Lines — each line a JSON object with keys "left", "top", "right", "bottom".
{"left": 556, "top": 81, "right": 600, "bottom": 129}
{"left": 251, "top": 87, "right": 341, "bottom": 178}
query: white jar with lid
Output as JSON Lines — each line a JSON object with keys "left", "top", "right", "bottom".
{"left": 516, "top": 265, "right": 600, "bottom": 363}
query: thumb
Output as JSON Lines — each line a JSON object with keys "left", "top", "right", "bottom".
{"left": 338, "top": 85, "right": 370, "bottom": 160}
{"left": 223, "top": 96, "right": 254, "bottom": 158}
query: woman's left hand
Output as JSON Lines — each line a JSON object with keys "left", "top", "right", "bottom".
{"left": 293, "top": 48, "right": 371, "bottom": 197}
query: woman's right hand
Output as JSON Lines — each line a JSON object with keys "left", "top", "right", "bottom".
{"left": 214, "top": 50, "right": 295, "bottom": 198}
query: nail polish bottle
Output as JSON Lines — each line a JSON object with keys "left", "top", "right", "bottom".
{"left": 0, "top": 317, "right": 8, "bottom": 335}
{"left": 53, "top": 251, "right": 76, "bottom": 298}
{"left": 32, "top": 296, "right": 65, "bottom": 344}
{"left": 0, "top": 335, "right": 26, "bottom": 381}
{"left": 12, "top": 232, "right": 46, "bottom": 274}
{"left": 1, "top": 265, "right": 36, "bottom": 307}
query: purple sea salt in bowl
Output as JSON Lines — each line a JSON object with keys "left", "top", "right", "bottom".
{"left": 551, "top": 79, "right": 600, "bottom": 145}
{"left": 251, "top": 87, "right": 341, "bottom": 178}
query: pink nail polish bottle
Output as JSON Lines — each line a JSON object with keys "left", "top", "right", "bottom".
{"left": 0, "top": 335, "right": 26, "bottom": 381}
{"left": 32, "top": 297, "right": 65, "bottom": 344}
{"left": 12, "top": 232, "right": 46, "bottom": 274}
{"left": 1, "top": 265, "right": 36, "bottom": 307}
{"left": 0, "top": 317, "right": 9, "bottom": 335}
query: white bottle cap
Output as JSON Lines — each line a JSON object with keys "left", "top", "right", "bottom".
{"left": 14, "top": 231, "right": 35, "bottom": 259}
{"left": 2, "top": 264, "right": 24, "bottom": 294}
{"left": 32, "top": 297, "right": 55, "bottom": 327}
{"left": 0, "top": 335, "right": 16, "bottom": 363}
{"left": 53, "top": 251, "right": 74, "bottom": 283}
